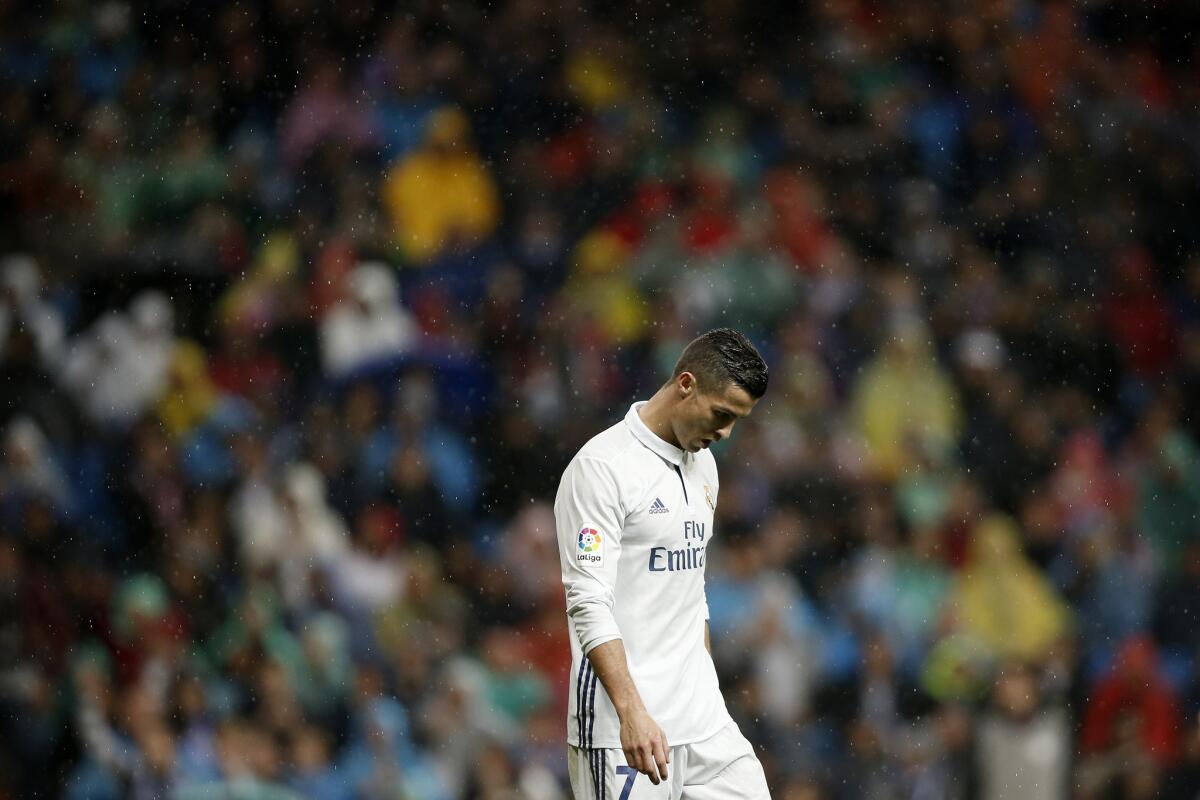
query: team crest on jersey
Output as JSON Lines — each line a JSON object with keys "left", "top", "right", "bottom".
{"left": 704, "top": 484, "right": 715, "bottom": 511}
{"left": 576, "top": 526, "right": 604, "bottom": 565}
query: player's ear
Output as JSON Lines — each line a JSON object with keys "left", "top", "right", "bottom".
{"left": 677, "top": 371, "right": 697, "bottom": 399}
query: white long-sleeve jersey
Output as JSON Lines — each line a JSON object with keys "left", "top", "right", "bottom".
{"left": 556, "top": 401, "right": 731, "bottom": 750}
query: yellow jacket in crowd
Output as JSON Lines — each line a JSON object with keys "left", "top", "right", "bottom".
{"left": 382, "top": 107, "right": 500, "bottom": 264}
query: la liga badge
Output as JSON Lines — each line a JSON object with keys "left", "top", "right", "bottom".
{"left": 576, "top": 525, "right": 604, "bottom": 565}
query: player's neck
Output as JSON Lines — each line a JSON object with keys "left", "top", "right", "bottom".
{"left": 638, "top": 390, "right": 682, "bottom": 450}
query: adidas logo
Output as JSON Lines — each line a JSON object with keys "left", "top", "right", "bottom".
{"left": 649, "top": 497, "right": 669, "bottom": 515}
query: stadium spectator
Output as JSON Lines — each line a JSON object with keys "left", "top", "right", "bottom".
{"left": 381, "top": 107, "right": 500, "bottom": 264}
{"left": 319, "top": 261, "right": 417, "bottom": 378}
{"left": 975, "top": 662, "right": 1069, "bottom": 800}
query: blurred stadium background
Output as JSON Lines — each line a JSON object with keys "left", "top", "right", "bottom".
{"left": 3, "top": 1, "right": 1200, "bottom": 798}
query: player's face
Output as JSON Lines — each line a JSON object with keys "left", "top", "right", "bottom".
{"left": 675, "top": 377, "right": 758, "bottom": 453}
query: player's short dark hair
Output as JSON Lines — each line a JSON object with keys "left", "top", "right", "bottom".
{"left": 671, "top": 328, "right": 769, "bottom": 399}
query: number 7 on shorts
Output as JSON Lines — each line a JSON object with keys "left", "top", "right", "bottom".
{"left": 615, "top": 766, "right": 637, "bottom": 799}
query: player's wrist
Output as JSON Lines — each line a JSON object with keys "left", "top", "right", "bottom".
{"left": 612, "top": 693, "right": 648, "bottom": 721}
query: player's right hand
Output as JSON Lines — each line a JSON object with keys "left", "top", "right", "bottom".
{"left": 619, "top": 707, "right": 670, "bottom": 785}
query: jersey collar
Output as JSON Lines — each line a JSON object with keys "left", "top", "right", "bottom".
{"left": 625, "top": 401, "right": 685, "bottom": 466}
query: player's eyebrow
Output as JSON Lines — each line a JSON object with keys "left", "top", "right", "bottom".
{"left": 714, "top": 406, "right": 745, "bottom": 419}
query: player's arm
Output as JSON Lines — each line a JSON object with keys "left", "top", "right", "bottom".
{"left": 555, "top": 456, "right": 669, "bottom": 785}
{"left": 588, "top": 640, "right": 670, "bottom": 784}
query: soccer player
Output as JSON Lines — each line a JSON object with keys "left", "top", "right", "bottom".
{"left": 555, "top": 328, "right": 771, "bottom": 799}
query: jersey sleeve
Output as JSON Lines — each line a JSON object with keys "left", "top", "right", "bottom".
{"left": 555, "top": 455, "right": 626, "bottom": 655}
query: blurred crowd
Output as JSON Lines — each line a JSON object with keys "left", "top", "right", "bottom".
{"left": 3, "top": 0, "right": 1200, "bottom": 798}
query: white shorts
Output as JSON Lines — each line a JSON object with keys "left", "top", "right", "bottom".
{"left": 567, "top": 721, "right": 771, "bottom": 800}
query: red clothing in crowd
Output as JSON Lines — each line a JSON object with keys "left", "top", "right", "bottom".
{"left": 1080, "top": 635, "right": 1182, "bottom": 766}
{"left": 1104, "top": 247, "right": 1177, "bottom": 378}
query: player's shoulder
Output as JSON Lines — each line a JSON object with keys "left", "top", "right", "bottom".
{"left": 574, "top": 418, "right": 636, "bottom": 462}
{"left": 567, "top": 415, "right": 643, "bottom": 474}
